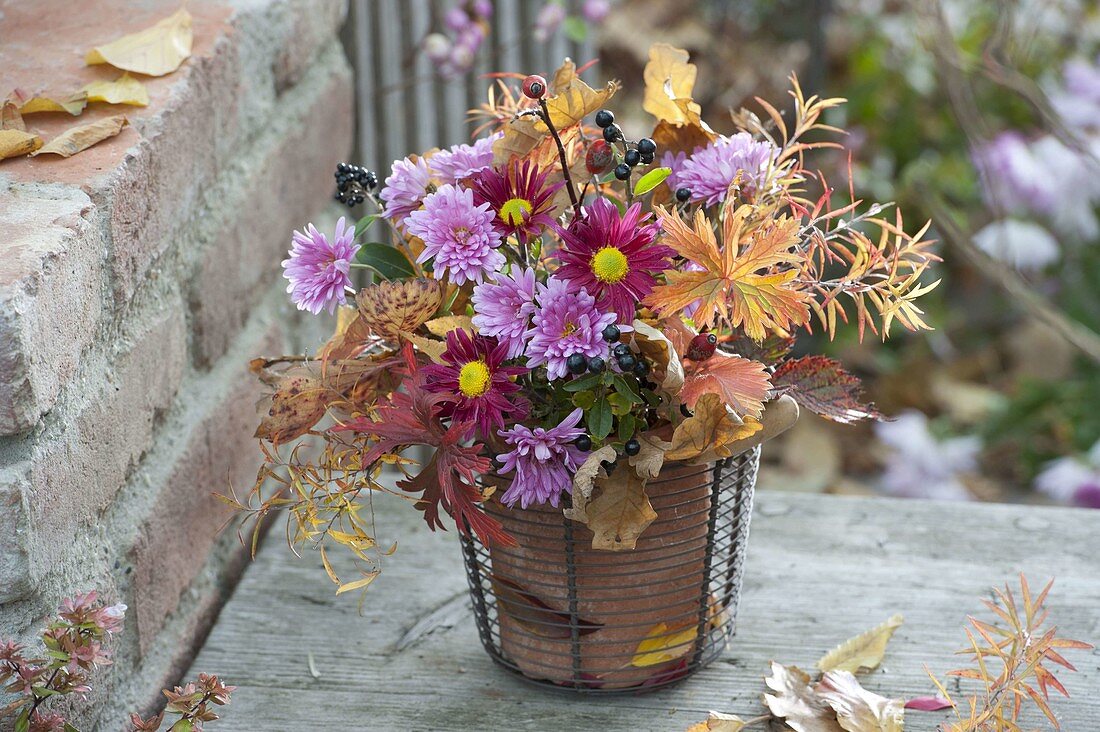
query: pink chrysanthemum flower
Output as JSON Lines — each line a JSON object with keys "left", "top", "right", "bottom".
{"left": 497, "top": 408, "right": 587, "bottom": 508}
{"left": 380, "top": 155, "right": 434, "bottom": 226}
{"left": 526, "top": 277, "right": 617, "bottom": 380}
{"left": 556, "top": 197, "right": 673, "bottom": 323}
{"left": 664, "top": 132, "right": 777, "bottom": 207}
{"left": 422, "top": 329, "right": 528, "bottom": 438}
{"left": 407, "top": 184, "right": 505, "bottom": 285}
{"left": 471, "top": 267, "right": 537, "bottom": 359}
{"left": 471, "top": 161, "right": 563, "bottom": 240}
{"left": 431, "top": 132, "right": 501, "bottom": 184}
{"left": 282, "top": 216, "right": 359, "bottom": 315}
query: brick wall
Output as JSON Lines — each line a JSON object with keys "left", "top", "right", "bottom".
{"left": 0, "top": 0, "right": 351, "bottom": 725}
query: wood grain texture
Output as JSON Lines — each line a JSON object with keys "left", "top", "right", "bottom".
{"left": 186, "top": 492, "right": 1100, "bottom": 731}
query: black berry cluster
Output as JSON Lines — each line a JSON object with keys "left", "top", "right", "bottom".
{"left": 334, "top": 162, "right": 377, "bottom": 208}
{"left": 593, "top": 109, "right": 657, "bottom": 182}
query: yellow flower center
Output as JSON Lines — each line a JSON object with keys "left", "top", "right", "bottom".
{"left": 458, "top": 360, "right": 492, "bottom": 397}
{"left": 499, "top": 197, "right": 533, "bottom": 226}
{"left": 561, "top": 322, "right": 577, "bottom": 337}
{"left": 591, "top": 246, "right": 630, "bottom": 283}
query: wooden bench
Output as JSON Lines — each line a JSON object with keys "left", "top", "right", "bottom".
{"left": 186, "top": 492, "right": 1100, "bottom": 730}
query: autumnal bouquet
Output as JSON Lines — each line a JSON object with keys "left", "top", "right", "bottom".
{"left": 235, "top": 45, "right": 936, "bottom": 595}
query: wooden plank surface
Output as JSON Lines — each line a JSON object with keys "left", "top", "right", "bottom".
{"left": 186, "top": 492, "right": 1100, "bottom": 730}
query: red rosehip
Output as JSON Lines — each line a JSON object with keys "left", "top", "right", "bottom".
{"left": 686, "top": 333, "right": 718, "bottom": 361}
{"left": 585, "top": 139, "right": 614, "bottom": 175}
{"left": 522, "top": 74, "right": 547, "bottom": 99}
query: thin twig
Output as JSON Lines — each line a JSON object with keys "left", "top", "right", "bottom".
{"left": 537, "top": 98, "right": 580, "bottom": 213}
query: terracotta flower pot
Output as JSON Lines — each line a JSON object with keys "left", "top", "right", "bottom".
{"left": 461, "top": 448, "right": 761, "bottom": 691}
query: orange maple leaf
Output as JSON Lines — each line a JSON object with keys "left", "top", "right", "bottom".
{"left": 646, "top": 205, "right": 811, "bottom": 340}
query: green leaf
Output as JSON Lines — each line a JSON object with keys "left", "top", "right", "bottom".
{"left": 15, "top": 709, "right": 30, "bottom": 732}
{"left": 169, "top": 720, "right": 194, "bottom": 732}
{"left": 354, "top": 214, "right": 379, "bottom": 238}
{"left": 632, "top": 167, "right": 672, "bottom": 196}
{"left": 64, "top": 725, "right": 81, "bottom": 732}
{"left": 572, "top": 390, "right": 596, "bottom": 410}
{"left": 618, "top": 413, "right": 637, "bottom": 442}
{"left": 607, "top": 391, "right": 634, "bottom": 416}
{"left": 355, "top": 242, "right": 416, "bottom": 280}
{"left": 608, "top": 373, "right": 644, "bottom": 404}
{"left": 563, "top": 16, "right": 588, "bottom": 43}
{"left": 563, "top": 373, "right": 602, "bottom": 393}
{"left": 587, "top": 399, "right": 613, "bottom": 440}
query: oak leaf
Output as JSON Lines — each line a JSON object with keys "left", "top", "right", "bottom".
{"left": 584, "top": 468, "right": 656, "bottom": 550}
{"left": 816, "top": 671, "right": 905, "bottom": 732}
{"left": 772, "top": 355, "right": 882, "bottom": 424}
{"left": 83, "top": 73, "right": 149, "bottom": 106}
{"left": 565, "top": 445, "right": 616, "bottom": 523}
{"left": 817, "top": 614, "right": 903, "bottom": 674}
{"left": 685, "top": 712, "right": 746, "bottom": 732}
{"left": 86, "top": 8, "right": 193, "bottom": 77}
{"left": 0, "top": 129, "right": 42, "bottom": 160}
{"left": 647, "top": 206, "right": 810, "bottom": 340}
{"left": 632, "top": 319, "right": 684, "bottom": 393}
{"left": 356, "top": 278, "right": 442, "bottom": 341}
{"left": 627, "top": 432, "right": 672, "bottom": 479}
{"left": 763, "top": 662, "right": 845, "bottom": 732}
{"left": 32, "top": 115, "right": 128, "bottom": 158}
{"left": 666, "top": 393, "right": 761, "bottom": 463}
{"left": 631, "top": 621, "right": 697, "bottom": 667}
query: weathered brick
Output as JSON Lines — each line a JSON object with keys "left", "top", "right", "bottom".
{"left": 0, "top": 187, "right": 103, "bottom": 435}
{"left": 0, "top": 297, "right": 188, "bottom": 602}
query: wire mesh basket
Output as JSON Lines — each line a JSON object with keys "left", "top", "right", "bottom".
{"left": 460, "top": 446, "right": 761, "bottom": 693}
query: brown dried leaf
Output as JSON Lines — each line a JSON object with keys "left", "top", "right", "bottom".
{"left": 632, "top": 319, "right": 684, "bottom": 393}
{"left": 254, "top": 372, "right": 329, "bottom": 443}
{"left": 584, "top": 469, "right": 656, "bottom": 551}
{"left": 321, "top": 307, "right": 378, "bottom": 362}
{"left": 83, "top": 72, "right": 149, "bottom": 106}
{"left": 666, "top": 393, "right": 762, "bottom": 463}
{"left": 817, "top": 615, "right": 904, "bottom": 674}
{"left": 816, "top": 671, "right": 905, "bottom": 732}
{"left": 32, "top": 115, "right": 128, "bottom": 158}
{"left": 0, "top": 129, "right": 42, "bottom": 160}
{"left": 764, "top": 662, "right": 845, "bottom": 732}
{"left": 628, "top": 431, "right": 672, "bottom": 479}
{"left": 565, "top": 445, "right": 616, "bottom": 522}
{"left": 1, "top": 102, "right": 25, "bottom": 130}
{"left": 356, "top": 278, "right": 442, "bottom": 341}
{"left": 86, "top": 8, "right": 193, "bottom": 77}
{"left": 685, "top": 712, "right": 747, "bottom": 732}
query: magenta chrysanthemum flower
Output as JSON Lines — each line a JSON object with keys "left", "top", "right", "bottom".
{"left": 471, "top": 267, "right": 536, "bottom": 359}
{"left": 526, "top": 276, "right": 617, "bottom": 380}
{"left": 282, "top": 216, "right": 359, "bottom": 315}
{"left": 471, "top": 161, "right": 563, "bottom": 240}
{"left": 556, "top": 197, "right": 673, "bottom": 323}
{"left": 407, "top": 184, "right": 505, "bottom": 285}
{"left": 665, "top": 132, "right": 777, "bottom": 207}
{"left": 431, "top": 132, "right": 501, "bottom": 184}
{"left": 497, "top": 408, "right": 587, "bottom": 508}
{"left": 422, "top": 328, "right": 528, "bottom": 438}
{"left": 380, "top": 155, "right": 434, "bottom": 226}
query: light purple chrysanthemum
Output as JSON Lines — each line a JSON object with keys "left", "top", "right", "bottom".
{"left": 407, "top": 184, "right": 504, "bottom": 285}
{"left": 666, "top": 133, "right": 778, "bottom": 207}
{"left": 525, "top": 276, "right": 617, "bottom": 380}
{"left": 471, "top": 267, "right": 536, "bottom": 359}
{"left": 497, "top": 408, "right": 587, "bottom": 508}
{"left": 380, "top": 156, "right": 433, "bottom": 226}
{"left": 431, "top": 133, "right": 501, "bottom": 185}
{"left": 282, "top": 216, "right": 359, "bottom": 315}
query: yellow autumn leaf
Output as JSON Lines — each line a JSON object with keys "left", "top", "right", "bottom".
{"left": 83, "top": 73, "right": 149, "bottom": 106}
{"left": 643, "top": 43, "right": 699, "bottom": 124}
{"left": 584, "top": 468, "right": 657, "bottom": 551}
{"left": 16, "top": 91, "right": 88, "bottom": 116}
{"left": 86, "top": 8, "right": 193, "bottom": 77}
{"left": 335, "top": 572, "right": 380, "bottom": 595}
{"left": 817, "top": 614, "right": 904, "bottom": 674}
{"left": 631, "top": 621, "right": 697, "bottom": 667}
{"left": 685, "top": 712, "right": 747, "bottom": 732}
{"left": 0, "top": 129, "right": 43, "bottom": 160}
{"left": 666, "top": 393, "right": 761, "bottom": 463}
{"left": 32, "top": 115, "right": 128, "bottom": 158}
{"left": 423, "top": 315, "right": 475, "bottom": 337}
{"left": 402, "top": 332, "right": 447, "bottom": 364}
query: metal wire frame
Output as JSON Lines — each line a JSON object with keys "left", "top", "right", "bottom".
{"left": 460, "top": 447, "right": 760, "bottom": 694}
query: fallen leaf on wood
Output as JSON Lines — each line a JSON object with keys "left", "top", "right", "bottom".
{"left": 32, "top": 115, "right": 128, "bottom": 157}
{"left": 83, "top": 72, "right": 149, "bottom": 106}
{"left": 817, "top": 614, "right": 904, "bottom": 674}
{"left": 903, "top": 696, "right": 952, "bottom": 711}
{"left": 628, "top": 431, "right": 672, "bottom": 479}
{"left": 254, "top": 372, "right": 329, "bottom": 443}
{"left": 666, "top": 393, "right": 761, "bottom": 463}
{"left": 631, "top": 621, "right": 697, "bottom": 667}
{"left": 12, "top": 90, "right": 88, "bottom": 116}
{"left": 685, "top": 712, "right": 746, "bottom": 732}
{"left": 1, "top": 102, "right": 25, "bottom": 130}
{"left": 356, "top": 278, "right": 442, "bottom": 341}
{"left": 565, "top": 445, "right": 616, "bottom": 522}
{"left": 0, "top": 129, "right": 42, "bottom": 160}
{"left": 764, "top": 662, "right": 845, "bottom": 732}
{"left": 584, "top": 468, "right": 656, "bottom": 550}
{"left": 86, "top": 8, "right": 193, "bottom": 77}
{"left": 816, "top": 670, "right": 905, "bottom": 732}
